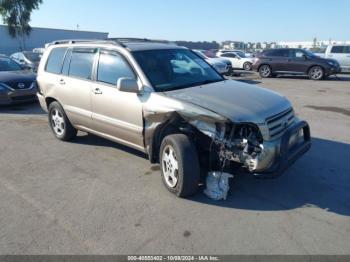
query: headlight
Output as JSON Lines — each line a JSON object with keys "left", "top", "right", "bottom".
{"left": 327, "top": 61, "right": 336, "bottom": 66}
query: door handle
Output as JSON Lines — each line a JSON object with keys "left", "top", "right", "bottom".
{"left": 59, "top": 79, "right": 66, "bottom": 85}
{"left": 93, "top": 88, "right": 103, "bottom": 94}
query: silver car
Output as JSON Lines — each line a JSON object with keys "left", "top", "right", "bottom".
{"left": 325, "top": 44, "right": 350, "bottom": 72}
{"left": 37, "top": 39, "right": 311, "bottom": 197}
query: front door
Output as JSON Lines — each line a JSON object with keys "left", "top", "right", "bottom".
{"left": 91, "top": 50, "right": 144, "bottom": 150}
{"left": 286, "top": 49, "right": 310, "bottom": 74}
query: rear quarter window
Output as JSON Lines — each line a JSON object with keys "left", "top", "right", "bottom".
{"left": 331, "top": 46, "right": 346, "bottom": 53}
{"left": 45, "top": 47, "right": 67, "bottom": 74}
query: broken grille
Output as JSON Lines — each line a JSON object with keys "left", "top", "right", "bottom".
{"left": 266, "top": 108, "right": 295, "bottom": 139}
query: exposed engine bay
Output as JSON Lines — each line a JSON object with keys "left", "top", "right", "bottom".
{"left": 189, "top": 120, "right": 266, "bottom": 173}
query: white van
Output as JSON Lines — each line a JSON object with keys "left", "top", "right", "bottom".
{"left": 325, "top": 45, "right": 350, "bottom": 72}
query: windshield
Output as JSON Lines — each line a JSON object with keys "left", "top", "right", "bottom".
{"left": 303, "top": 50, "right": 317, "bottom": 58}
{"left": 235, "top": 51, "right": 246, "bottom": 58}
{"left": 23, "top": 52, "right": 41, "bottom": 62}
{"left": 133, "top": 49, "right": 223, "bottom": 92}
{"left": 193, "top": 50, "right": 207, "bottom": 59}
{"left": 0, "top": 57, "right": 22, "bottom": 71}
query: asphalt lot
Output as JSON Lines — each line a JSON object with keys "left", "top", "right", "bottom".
{"left": 0, "top": 73, "right": 350, "bottom": 255}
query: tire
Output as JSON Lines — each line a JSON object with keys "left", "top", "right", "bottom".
{"left": 259, "top": 65, "right": 272, "bottom": 78}
{"left": 48, "top": 101, "right": 77, "bottom": 141}
{"left": 243, "top": 62, "right": 252, "bottom": 71}
{"left": 159, "top": 134, "right": 200, "bottom": 197}
{"left": 308, "top": 66, "right": 324, "bottom": 80}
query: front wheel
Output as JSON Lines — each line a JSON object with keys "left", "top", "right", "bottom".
{"left": 159, "top": 134, "right": 200, "bottom": 197}
{"left": 308, "top": 66, "right": 324, "bottom": 80}
{"left": 243, "top": 62, "right": 252, "bottom": 71}
{"left": 259, "top": 65, "right": 272, "bottom": 78}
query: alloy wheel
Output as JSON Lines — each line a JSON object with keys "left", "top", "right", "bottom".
{"left": 162, "top": 145, "right": 179, "bottom": 188}
{"left": 51, "top": 108, "right": 65, "bottom": 136}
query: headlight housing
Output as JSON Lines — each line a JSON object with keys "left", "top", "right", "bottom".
{"left": 327, "top": 61, "right": 337, "bottom": 66}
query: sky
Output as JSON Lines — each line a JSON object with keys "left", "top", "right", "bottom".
{"left": 27, "top": 0, "right": 350, "bottom": 42}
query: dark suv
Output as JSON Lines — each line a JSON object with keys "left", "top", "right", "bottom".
{"left": 252, "top": 48, "right": 341, "bottom": 80}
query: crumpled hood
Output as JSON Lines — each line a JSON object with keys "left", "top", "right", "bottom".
{"left": 163, "top": 80, "right": 291, "bottom": 123}
{"left": 0, "top": 70, "right": 36, "bottom": 83}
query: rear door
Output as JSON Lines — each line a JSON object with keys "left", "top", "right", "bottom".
{"left": 263, "top": 49, "right": 290, "bottom": 72}
{"left": 91, "top": 49, "right": 144, "bottom": 150}
{"left": 58, "top": 47, "right": 97, "bottom": 128}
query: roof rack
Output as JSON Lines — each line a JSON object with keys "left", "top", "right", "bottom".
{"left": 46, "top": 38, "right": 177, "bottom": 49}
{"left": 108, "top": 37, "right": 176, "bottom": 45}
{"left": 47, "top": 39, "right": 123, "bottom": 47}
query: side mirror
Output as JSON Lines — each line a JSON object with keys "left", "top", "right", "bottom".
{"left": 302, "top": 55, "right": 308, "bottom": 60}
{"left": 117, "top": 77, "right": 140, "bottom": 93}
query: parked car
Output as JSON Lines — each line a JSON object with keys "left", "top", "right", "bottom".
{"left": 10, "top": 51, "right": 42, "bottom": 72}
{"left": 37, "top": 39, "right": 311, "bottom": 197}
{"left": 325, "top": 44, "right": 350, "bottom": 73}
{"left": 253, "top": 48, "right": 341, "bottom": 80}
{"left": 193, "top": 49, "right": 232, "bottom": 75}
{"left": 217, "top": 51, "right": 255, "bottom": 71}
{"left": 0, "top": 56, "right": 37, "bottom": 105}
{"left": 217, "top": 49, "right": 247, "bottom": 57}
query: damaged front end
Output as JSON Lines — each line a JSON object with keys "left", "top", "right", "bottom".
{"left": 189, "top": 119, "right": 270, "bottom": 173}
{"left": 143, "top": 93, "right": 311, "bottom": 178}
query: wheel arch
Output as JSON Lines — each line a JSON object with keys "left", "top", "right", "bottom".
{"left": 147, "top": 113, "right": 195, "bottom": 164}
{"left": 307, "top": 64, "right": 325, "bottom": 74}
{"left": 45, "top": 97, "right": 59, "bottom": 108}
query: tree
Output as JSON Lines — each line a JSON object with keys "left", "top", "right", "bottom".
{"left": 0, "top": 0, "right": 43, "bottom": 50}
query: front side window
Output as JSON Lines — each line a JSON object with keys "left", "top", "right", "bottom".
{"left": 294, "top": 50, "right": 305, "bottom": 58}
{"left": 133, "top": 49, "right": 223, "bottom": 92}
{"left": 0, "top": 57, "right": 22, "bottom": 71}
{"left": 97, "top": 51, "right": 135, "bottom": 85}
{"left": 45, "top": 47, "right": 67, "bottom": 74}
{"left": 68, "top": 48, "right": 96, "bottom": 79}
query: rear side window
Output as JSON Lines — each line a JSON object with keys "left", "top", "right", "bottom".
{"left": 97, "top": 51, "right": 135, "bottom": 85}
{"left": 222, "top": 53, "right": 237, "bottom": 58}
{"left": 267, "top": 49, "right": 289, "bottom": 57}
{"left": 45, "top": 47, "right": 67, "bottom": 74}
{"left": 330, "top": 46, "right": 350, "bottom": 53}
{"left": 68, "top": 48, "right": 96, "bottom": 79}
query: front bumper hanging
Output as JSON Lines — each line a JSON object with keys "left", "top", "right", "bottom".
{"left": 255, "top": 121, "right": 311, "bottom": 178}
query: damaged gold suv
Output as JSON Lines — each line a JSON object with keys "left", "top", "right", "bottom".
{"left": 37, "top": 39, "right": 311, "bottom": 197}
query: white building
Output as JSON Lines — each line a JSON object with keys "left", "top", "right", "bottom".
{"left": 276, "top": 40, "right": 350, "bottom": 49}
{"left": 0, "top": 25, "right": 109, "bottom": 55}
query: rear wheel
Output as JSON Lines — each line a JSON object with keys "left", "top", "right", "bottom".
{"left": 259, "top": 65, "right": 272, "bottom": 78}
{"left": 308, "top": 66, "right": 324, "bottom": 80}
{"left": 160, "top": 134, "right": 200, "bottom": 197}
{"left": 243, "top": 62, "right": 252, "bottom": 71}
{"left": 48, "top": 101, "right": 77, "bottom": 141}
